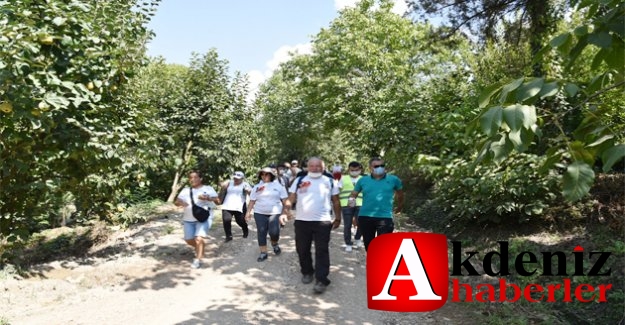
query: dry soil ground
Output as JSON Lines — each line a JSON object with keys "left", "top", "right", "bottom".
{"left": 0, "top": 206, "right": 464, "bottom": 325}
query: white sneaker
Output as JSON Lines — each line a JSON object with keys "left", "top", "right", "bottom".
{"left": 191, "top": 259, "right": 201, "bottom": 269}
{"left": 354, "top": 239, "right": 362, "bottom": 248}
{"left": 345, "top": 245, "right": 353, "bottom": 252}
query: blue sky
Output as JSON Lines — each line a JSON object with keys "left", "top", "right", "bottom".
{"left": 146, "top": 0, "right": 408, "bottom": 91}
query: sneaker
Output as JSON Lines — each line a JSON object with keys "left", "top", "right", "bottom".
{"left": 345, "top": 245, "right": 353, "bottom": 252}
{"left": 257, "top": 253, "right": 268, "bottom": 262}
{"left": 354, "top": 239, "right": 363, "bottom": 248}
{"left": 273, "top": 245, "right": 281, "bottom": 255}
{"left": 191, "top": 259, "right": 201, "bottom": 269}
{"left": 225, "top": 236, "right": 233, "bottom": 242}
{"left": 301, "top": 274, "right": 314, "bottom": 284}
{"left": 313, "top": 281, "right": 328, "bottom": 294}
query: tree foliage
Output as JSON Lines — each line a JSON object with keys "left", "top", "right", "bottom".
{"left": 125, "top": 52, "right": 260, "bottom": 202}
{"left": 268, "top": 0, "right": 472, "bottom": 166}
{"left": 0, "top": 0, "right": 160, "bottom": 240}
{"left": 474, "top": 0, "right": 624, "bottom": 201}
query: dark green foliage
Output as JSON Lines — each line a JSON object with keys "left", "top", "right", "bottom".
{"left": 429, "top": 153, "right": 562, "bottom": 225}
{"left": 0, "top": 0, "right": 160, "bottom": 241}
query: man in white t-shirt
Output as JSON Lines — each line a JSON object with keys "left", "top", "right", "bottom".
{"left": 288, "top": 157, "right": 341, "bottom": 294}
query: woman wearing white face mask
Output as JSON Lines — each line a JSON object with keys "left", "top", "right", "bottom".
{"left": 349, "top": 157, "right": 404, "bottom": 252}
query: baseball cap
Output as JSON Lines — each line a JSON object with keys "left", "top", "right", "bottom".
{"left": 232, "top": 171, "right": 245, "bottom": 179}
{"left": 291, "top": 160, "right": 298, "bottom": 165}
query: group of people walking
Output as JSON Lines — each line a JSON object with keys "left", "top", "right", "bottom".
{"left": 174, "top": 156, "right": 403, "bottom": 294}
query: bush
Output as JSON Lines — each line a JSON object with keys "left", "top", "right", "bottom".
{"left": 429, "top": 153, "right": 562, "bottom": 225}
{"left": 109, "top": 199, "right": 166, "bottom": 229}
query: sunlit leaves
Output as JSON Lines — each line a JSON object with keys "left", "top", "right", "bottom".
{"left": 516, "top": 78, "right": 544, "bottom": 102}
{"left": 0, "top": 0, "right": 161, "bottom": 237}
{"left": 474, "top": 0, "right": 624, "bottom": 201}
{"left": 480, "top": 106, "right": 502, "bottom": 136}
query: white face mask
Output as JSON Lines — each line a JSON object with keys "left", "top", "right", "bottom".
{"left": 349, "top": 171, "right": 361, "bottom": 177}
{"left": 308, "top": 172, "right": 322, "bottom": 178}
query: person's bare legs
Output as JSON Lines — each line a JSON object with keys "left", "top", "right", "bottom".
{"left": 185, "top": 238, "right": 205, "bottom": 259}
{"left": 195, "top": 237, "right": 205, "bottom": 259}
{"left": 185, "top": 239, "right": 196, "bottom": 249}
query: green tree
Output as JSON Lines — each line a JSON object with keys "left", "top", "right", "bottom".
{"left": 408, "top": 0, "right": 564, "bottom": 75}
{"left": 0, "top": 0, "right": 159, "bottom": 239}
{"left": 125, "top": 52, "right": 258, "bottom": 202}
{"left": 282, "top": 0, "right": 471, "bottom": 165}
{"left": 475, "top": 0, "right": 624, "bottom": 201}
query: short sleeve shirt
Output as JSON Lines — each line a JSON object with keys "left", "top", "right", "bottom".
{"left": 250, "top": 180, "right": 288, "bottom": 215}
{"left": 221, "top": 181, "right": 251, "bottom": 212}
{"left": 177, "top": 185, "right": 218, "bottom": 222}
{"left": 289, "top": 175, "right": 340, "bottom": 222}
{"left": 354, "top": 174, "right": 402, "bottom": 218}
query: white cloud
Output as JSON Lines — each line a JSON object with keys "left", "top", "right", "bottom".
{"left": 246, "top": 1, "right": 409, "bottom": 102}
{"left": 334, "top": 0, "right": 408, "bottom": 15}
{"left": 266, "top": 43, "right": 312, "bottom": 72}
{"left": 247, "top": 43, "right": 312, "bottom": 103}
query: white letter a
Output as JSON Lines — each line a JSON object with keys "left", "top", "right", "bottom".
{"left": 372, "top": 238, "right": 442, "bottom": 300}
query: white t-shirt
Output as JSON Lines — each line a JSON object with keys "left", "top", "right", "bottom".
{"left": 250, "top": 180, "right": 288, "bottom": 215}
{"left": 221, "top": 181, "right": 251, "bottom": 212}
{"left": 177, "top": 185, "right": 218, "bottom": 222}
{"left": 289, "top": 175, "right": 339, "bottom": 222}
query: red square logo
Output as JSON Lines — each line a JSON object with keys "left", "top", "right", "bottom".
{"left": 367, "top": 232, "right": 448, "bottom": 312}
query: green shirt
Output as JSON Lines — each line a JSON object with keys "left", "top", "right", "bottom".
{"left": 354, "top": 174, "right": 402, "bottom": 218}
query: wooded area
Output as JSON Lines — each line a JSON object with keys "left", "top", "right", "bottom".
{"left": 1, "top": 0, "right": 623, "bottom": 323}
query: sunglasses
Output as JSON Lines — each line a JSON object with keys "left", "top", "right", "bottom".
{"left": 372, "top": 164, "right": 385, "bottom": 168}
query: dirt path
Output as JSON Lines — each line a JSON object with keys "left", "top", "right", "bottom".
{"left": 0, "top": 207, "right": 460, "bottom": 325}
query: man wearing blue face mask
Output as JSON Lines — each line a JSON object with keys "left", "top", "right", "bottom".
{"left": 349, "top": 157, "right": 404, "bottom": 251}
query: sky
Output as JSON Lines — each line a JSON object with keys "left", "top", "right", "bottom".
{"left": 146, "top": 0, "right": 408, "bottom": 95}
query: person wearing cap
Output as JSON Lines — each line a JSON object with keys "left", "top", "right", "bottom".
{"left": 289, "top": 160, "right": 302, "bottom": 184}
{"left": 245, "top": 167, "right": 291, "bottom": 262}
{"left": 218, "top": 171, "right": 252, "bottom": 242}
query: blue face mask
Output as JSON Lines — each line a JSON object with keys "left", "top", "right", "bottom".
{"left": 373, "top": 166, "right": 385, "bottom": 175}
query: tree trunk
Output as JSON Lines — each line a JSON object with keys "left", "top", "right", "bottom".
{"left": 527, "top": 0, "right": 554, "bottom": 77}
{"left": 166, "top": 140, "right": 194, "bottom": 203}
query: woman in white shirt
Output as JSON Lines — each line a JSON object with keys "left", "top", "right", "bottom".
{"left": 219, "top": 171, "right": 252, "bottom": 241}
{"left": 245, "top": 167, "right": 291, "bottom": 262}
{"left": 175, "top": 170, "right": 219, "bottom": 269}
